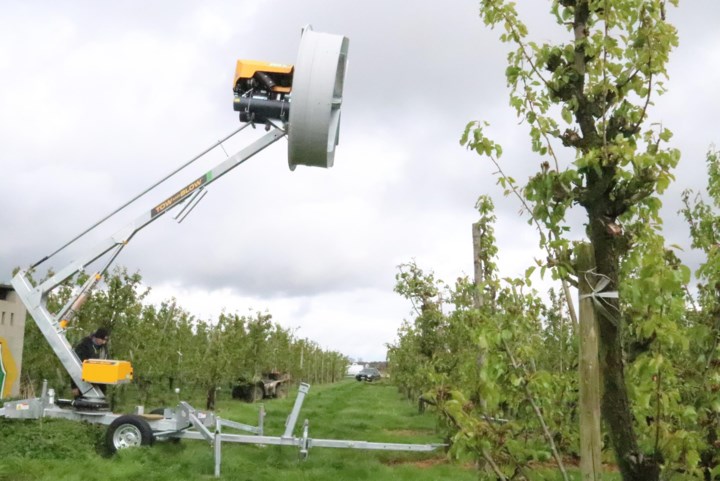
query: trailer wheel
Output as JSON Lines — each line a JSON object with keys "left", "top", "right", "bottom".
{"left": 106, "top": 415, "right": 155, "bottom": 453}
{"left": 231, "top": 385, "right": 244, "bottom": 399}
{"left": 250, "top": 384, "right": 264, "bottom": 402}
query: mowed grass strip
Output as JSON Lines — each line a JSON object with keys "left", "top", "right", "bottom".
{"left": 0, "top": 379, "right": 476, "bottom": 481}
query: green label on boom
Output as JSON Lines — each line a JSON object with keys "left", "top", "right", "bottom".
{"left": 151, "top": 174, "right": 209, "bottom": 218}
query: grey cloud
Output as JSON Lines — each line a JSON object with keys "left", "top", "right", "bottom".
{"left": 2, "top": 1, "right": 719, "bottom": 360}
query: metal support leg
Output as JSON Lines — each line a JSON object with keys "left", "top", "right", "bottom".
{"left": 214, "top": 419, "right": 222, "bottom": 478}
{"left": 283, "top": 383, "right": 309, "bottom": 438}
{"left": 299, "top": 419, "right": 310, "bottom": 460}
{"left": 259, "top": 403, "right": 265, "bottom": 436}
{"left": 40, "top": 380, "right": 48, "bottom": 416}
{"left": 258, "top": 403, "right": 266, "bottom": 448}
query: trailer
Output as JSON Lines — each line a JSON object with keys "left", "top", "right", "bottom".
{"left": 3, "top": 380, "right": 442, "bottom": 476}
{"left": 1, "top": 26, "right": 444, "bottom": 477}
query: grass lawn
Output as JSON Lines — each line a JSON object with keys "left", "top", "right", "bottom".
{"left": 0, "top": 379, "right": 477, "bottom": 481}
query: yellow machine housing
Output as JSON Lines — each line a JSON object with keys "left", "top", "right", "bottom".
{"left": 233, "top": 60, "right": 293, "bottom": 94}
{"left": 81, "top": 359, "right": 134, "bottom": 385}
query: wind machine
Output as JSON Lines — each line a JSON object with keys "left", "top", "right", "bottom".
{"left": 0, "top": 26, "right": 442, "bottom": 477}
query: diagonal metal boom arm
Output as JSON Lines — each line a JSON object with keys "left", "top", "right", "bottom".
{"left": 11, "top": 127, "right": 287, "bottom": 398}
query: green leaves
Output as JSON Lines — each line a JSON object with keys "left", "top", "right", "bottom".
{"left": 461, "top": 120, "right": 503, "bottom": 159}
{"left": 390, "top": 198, "right": 577, "bottom": 475}
{"left": 560, "top": 106, "right": 572, "bottom": 125}
{"left": 422, "top": 1, "right": 720, "bottom": 477}
{"left": 23, "top": 266, "right": 347, "bottom": 403}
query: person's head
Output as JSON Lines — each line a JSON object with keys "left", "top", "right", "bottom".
{"left": 92, "top": 327, "right": 110, "bottom": 346}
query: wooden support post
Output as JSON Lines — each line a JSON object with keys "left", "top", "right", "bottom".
{"left": 576, "top": 242, "right": 602, "bottom": 481}
{"left": 471, "top": 221, "right": 490, "bottom": 413}
{"left": 472, "top": 221, "right": 485, "bottom": 308}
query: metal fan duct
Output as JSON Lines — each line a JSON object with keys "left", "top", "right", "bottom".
{"left": 288, "top": 26, "right": 349, "bottom": 170}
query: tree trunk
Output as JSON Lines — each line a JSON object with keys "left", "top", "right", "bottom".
{"left": 206, "top": 386, "right": 216, "bottom": 410}
{"left": 571, "top": 1, "right": 660, "bottom": 477}
{"left": 588, "top": 215, "right": 660, "bottom": 481}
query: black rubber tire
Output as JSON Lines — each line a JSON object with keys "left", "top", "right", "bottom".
{"left": 106, "top": 414, "right": 154, "bottom": 453}
{"left": 231, "top": 385, "right": 243, "bottom": 399}
{"left": 251, "top": 384, "right": 264, "bottom": 403}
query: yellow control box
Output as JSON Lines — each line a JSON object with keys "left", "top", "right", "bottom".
{"left": 81, "top": 359, "right": 134, "bottom": 384}
{"left": 234, "top": 60, "right": 293, "bottom": 93}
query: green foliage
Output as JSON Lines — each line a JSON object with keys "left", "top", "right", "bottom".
{"left": 676, "top": 147, "right": 720, "bottom": 476}
{"left": 455, "top": 2, "right": 704, "bottom": 480}
{"left": 0, "top": 418, "right": 105, "bottom": 460}
{"left": 18, "top": 266, "right": 347, "bottom": 407}
{"left": 389, "top": 200, "right": 579, "bottom": 478}
{"left": 391, "top": 144, "right": 720, "bottom": 478}
{"left": 463, "top": 0, "right": 681, "bottom": 283}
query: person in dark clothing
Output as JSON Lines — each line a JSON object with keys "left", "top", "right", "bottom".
{"left": 71, "top": 327, "right": 110, "bottom": 398}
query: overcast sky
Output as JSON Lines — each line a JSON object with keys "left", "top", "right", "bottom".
{"left": 1, "top": 1, "right": 718, "bottom": 362}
